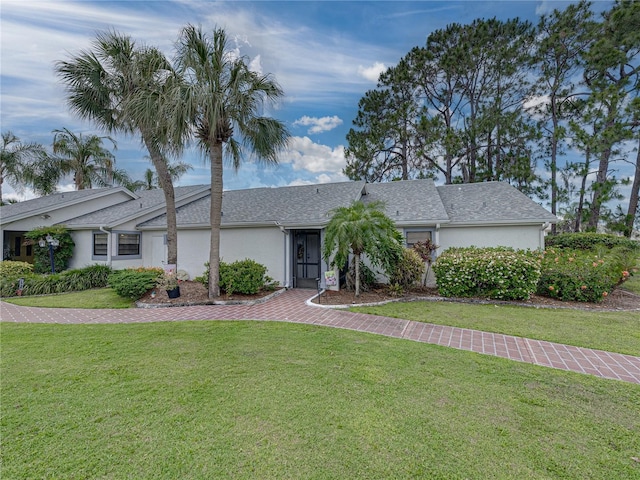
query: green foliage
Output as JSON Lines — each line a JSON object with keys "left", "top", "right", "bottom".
{"left": 219, "top": 259, "right": 267, "bottom": 295}
{"left": 322, "top": 201, "right": 403, "bottom": 272}
{"left": 545, "top": 232, "right": 639, "bottom": 251}
{"left": 537, "top": 247, "right": 637, "bottom": 303}
{"left": 388, "top": 248, "right": 425, "bottom": 292}
{"left": 434, "top": 247, "right": 541, "bottom": 300}
{"left": 197, "top": 260, "right": 274, "bottom": 295}
{"left": 0, "top": 261, "right": 34, "bottom": 277}
{"left": 345, "top": 261, "right": 377, "bottom": 293}
{"left": 0, "top": 264, "right": 112, "bottom": 297}
{"left": 24, "top": 226, "right": 75, "bottom": 274}
{"left": 108, "top": 267, "right": 163, "bottom": 300}
{"left": 322, "top": 200, "right": 403, "bottom": 296}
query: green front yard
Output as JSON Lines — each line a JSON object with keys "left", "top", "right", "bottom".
{"left": 2, "top": 321, "right": 639, "bottom": 479}
{"left": 3, "top": 288, "right": 133, "bottom": 309}
{"left": 351, "top": 301, "right": 640, "bottom": 356}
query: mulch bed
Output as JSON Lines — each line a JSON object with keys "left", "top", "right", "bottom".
{"left": 136, "top": 281, "right": 283, "bottom": 307}
{"left": 136, "top": 281, "right": 640, "bottom": 311}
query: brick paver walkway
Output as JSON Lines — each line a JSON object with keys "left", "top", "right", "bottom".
{"left": 1, "top": 289, "right": 638, "bottom": 384}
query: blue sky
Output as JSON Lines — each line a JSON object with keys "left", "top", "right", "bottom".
{"left": 2, "top": 0, "right": 623, "bottom": 203}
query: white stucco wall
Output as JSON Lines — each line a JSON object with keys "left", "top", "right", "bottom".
{"left": 139, "top": 226, "right": 286, "bottom": 284}
{"left": 220, "top": 227, "right": 286, "bottom": 285}
{"left": 437, "top": 224, "right": 545, "bottom": 252}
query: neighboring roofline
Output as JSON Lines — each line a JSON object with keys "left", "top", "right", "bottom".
{"left": 138, "top": 220, "right": 332, "bottom": 230}
{"left": 63, "top": 185, "right": 211, "bottom": 229}
{"left": 394, "top": 219, "right": 451, "bottom": 227}
{"left": 0, "top": 187, "right": 137, "bottom": 226}
{"left": 440, "top": 218, "right": 558, "bottom": 227}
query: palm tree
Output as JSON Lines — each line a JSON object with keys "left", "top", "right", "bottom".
{"left": 139, "top": 158, "right": 193, "bottom": 190}
{"left": 322, "top": 200, "right": 403, "bottom": 297}
{"left": 174, "top": 25, "right": 289, "bottom": 298}
{"left": 0, "top": 131, "right": 47, "bottom": 202}
{"left": 52, "top": 128, "right": 118, "bottom": 190}
{"left": 55, "top": 31, "right": 186, "bottom": 266}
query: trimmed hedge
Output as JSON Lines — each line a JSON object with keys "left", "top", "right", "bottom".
{"left": 0, "top": 264, "right": 112, "bottom": 297}
{"left": 433, "top": 247, "right": 541, "bottom": 300}
{"left": 545, "top": 232, "right": 639, "bottom": 251}
{"left": 108, "top": 267, "right": 163, "bottom": 299}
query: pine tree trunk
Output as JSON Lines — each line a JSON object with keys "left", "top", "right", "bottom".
{"left": 625, "top": 139, "right": 640, "bottom": 238}
{"left": 354, "top": 253, "right": 361, "bottom": 297}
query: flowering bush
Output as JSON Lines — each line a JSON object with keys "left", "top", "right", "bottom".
{"left": 433, "top": 247, "right": 541, "bottom": 300}
{"left": 545, "top": 232, "right": 639, "bottom": 251}
{"left": 537, "top": 246, "right": 636, "bottom": 302}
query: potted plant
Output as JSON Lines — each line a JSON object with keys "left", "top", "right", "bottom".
{"left": 158, "top": 271, "right": 180, "bottom": 299}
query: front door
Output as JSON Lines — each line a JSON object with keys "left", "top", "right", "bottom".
{"left": 294, "top": 231, "right": 320, "bottom": 288}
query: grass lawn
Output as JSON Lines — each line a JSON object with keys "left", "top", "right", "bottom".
{"left": 2, "top": 321, "right": 639, "bottom": 479}
{"left": 350, "top": 302, "right": 640, "bottom": 356}
{"left": 2, "top": 288, "right": 133, "bottom": 309}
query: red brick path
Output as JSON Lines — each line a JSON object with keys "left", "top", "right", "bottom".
{"left": 1, "top": 289, "right": 638, "bottom": 384}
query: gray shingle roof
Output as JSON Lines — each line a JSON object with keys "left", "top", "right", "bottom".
{"left": 0, "top": 187, "right": 125, "bottom": 224}
{"left": 2, "top": 180, "right": 557, "bottom": 231}
{"left": 363, "top": 179, "right": 450, "bottom": 224}
{"left": 63, "top": 185, "right": 209, "bottom": 228}
{"left": 138, "top": 181, "right": 366, "bottom": 228}
{"left": 437, "top": 182, "right": 557, "bottom": 224}
{"left": 138, "top": 179, "right": 556, "bottom": 229}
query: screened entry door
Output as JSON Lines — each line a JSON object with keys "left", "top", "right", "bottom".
{"left": 294, "top": 231, "right": 320, "bottom": 288}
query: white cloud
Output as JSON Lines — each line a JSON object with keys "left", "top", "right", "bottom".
{"left": 357, "top": 62, "right": 386, "bottom": 82}
{"left": 293, "top": 115, "right": 343, "bottom": 134}
{"left": 282, "top": 136, "right": 346, "bottom": 173}
{"left": 248, "top": 54, "right": 263, "bottom": 75}
{"left": 287, "top": 172, "right": 348, "bottom": 187}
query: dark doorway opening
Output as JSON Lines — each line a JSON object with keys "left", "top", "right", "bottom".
{"left": 293, "top": 230, "right": 320, "bottom": 288}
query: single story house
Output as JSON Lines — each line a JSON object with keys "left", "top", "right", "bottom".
{"left": 0, "top": 179, "right": 557, "bottom": 288}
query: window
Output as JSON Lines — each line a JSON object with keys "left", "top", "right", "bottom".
{"left": 14, "top": 237, "right": 22, "bottom": 256}
{"left": 405, "top": 230, "right": 432, "bottom": 248}
{"left": 93, "top": 233, "right": 108, "bottom": 257}
{"left": 117, "top": 233, "right": 140, "bottom": 256}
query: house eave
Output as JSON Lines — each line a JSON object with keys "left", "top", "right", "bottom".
{"left": 0, "top": 187, "right": 137, "bottom": 226}
{"left": 442, "top": 218, "right": 558, "bottom": 227}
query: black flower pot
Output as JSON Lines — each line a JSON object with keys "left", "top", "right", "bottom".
{"left": 166, "top": 286, "right": 180, "bottom": 299}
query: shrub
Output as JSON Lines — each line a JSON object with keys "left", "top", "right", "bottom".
{"left": 0, "top": 261, "right": 34, "bottom": 277}
{"left": 0, "top": 264, "right": 113, "bottom": 298}
{"left": 537, "top": 247, "right": 636, "bottom": 303}
{"left": 24, "top": 226, "right": 75, "bottom": 274}
{"left": 345, "top": 261, "right": 376, "bottom": 293}
{"left": 108, "top": 268, "right": 163, "bottom": 299}
{"left": 197, "top": 260, "right": 274, "bottom": 295}
{"left": 388, "top": 248, "right": 425, "bottom": 292}
{"left": 545, "top": 232, "right": 639, "bottom": 251}
{"left": 220, "top": 259, "right": 268, "bottom": 295}
{"left": 433, "top": 247, "right": 541, "bottom": 300}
